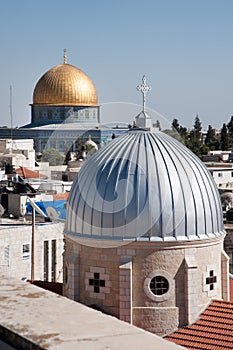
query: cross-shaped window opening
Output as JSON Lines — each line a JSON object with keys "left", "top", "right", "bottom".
{"left": 206, "top": 270, "right": 217, "bottom": 291}
{"left": 89, "top": 272, "right": 105, "bottom": 293}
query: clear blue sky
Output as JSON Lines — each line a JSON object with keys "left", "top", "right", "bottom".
{"left": 1, "top": 0, "right": 233, "bottom": 130}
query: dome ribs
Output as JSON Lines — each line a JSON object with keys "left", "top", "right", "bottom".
{"left": 166, "top": 133, "right": 222, "bottom": 236}
{"left": 154, "top": 132, "right": 189, "bottom": 240}
{"left": 33, "top": 63, "right": 98, "bottom": 106}
{"left": 160, "top": 133, "right": 203, "bottom": 238}
{"left": 147, "top": 133, "right": 168, "bottom": 239}
{"left": 65, "top": 130, "right": 225, "bottom": 242}
{"left": 123, "top": 133, "right": 141, "bottom": 239}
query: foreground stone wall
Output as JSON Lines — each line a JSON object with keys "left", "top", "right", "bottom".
{"left": 0, "top": 275, "right": 184, "bottom": 350}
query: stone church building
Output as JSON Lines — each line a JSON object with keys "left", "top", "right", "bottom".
{"left": 63, "top": 78, "right": 229, "bottom": 336}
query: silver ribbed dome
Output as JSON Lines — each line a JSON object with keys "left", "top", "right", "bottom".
{"left": 65, "top": 129, "right": 225, "bottom": 242}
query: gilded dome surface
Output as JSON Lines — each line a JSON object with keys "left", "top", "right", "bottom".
{"left": 65, "top": 129, "right": 225, "bottom": 242}
{"left": 33, "top": 63, "right": 98, "bottom": 106}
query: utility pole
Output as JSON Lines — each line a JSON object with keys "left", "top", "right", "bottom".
{"left": 31, "top": 207, "right": 35, "bottom": 281}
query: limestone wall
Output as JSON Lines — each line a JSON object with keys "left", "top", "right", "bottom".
{"left": 0, "top": 221, "right": 64, "bottom": 282}
{"left": 131, "top": 239, "right": 224, "bottom": 335}
{"left": 64, "top": 235, "right": 226, "bottom": 336}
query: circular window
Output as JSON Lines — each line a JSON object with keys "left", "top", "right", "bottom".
{"left": 144, "top": 270, "right": 174, "bottom": 302}
{"left": 149, "top": 276, "right": 169, "bottom": 295}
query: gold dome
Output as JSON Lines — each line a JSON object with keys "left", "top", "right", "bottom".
{"left": 33, "top": 63, "right": 98, "bottom": 106}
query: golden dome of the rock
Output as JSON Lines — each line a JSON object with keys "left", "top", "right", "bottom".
{"left": 33, "top": 63, "right": 98, "bottom": 106}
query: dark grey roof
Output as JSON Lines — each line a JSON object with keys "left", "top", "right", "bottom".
{"left": 65, "top": 129, "right": 225, "bottom": 242}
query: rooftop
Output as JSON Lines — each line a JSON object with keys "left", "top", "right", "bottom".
{"left": 165, "top": 299, "right": 233, "bottom": 349}
{"left": 230, "top": 278, "right": 233, "bottom": 302}
{"left": 16, "top": 166, "right": 47, "bottom": 179}
{"left": 0, "top": 275, "right": 184, "bottom": 350}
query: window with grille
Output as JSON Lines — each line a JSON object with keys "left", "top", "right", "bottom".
{"left": 150, "top": 276, "right": 169, "bottom": 295}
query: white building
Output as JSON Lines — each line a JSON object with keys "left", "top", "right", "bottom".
{"left": 0, "top": 139, "right": 35, "bottom": 170}
{"left": 0, "top": 219, "right": 64, "bottom": 282}
{"left": 206, "top": 163, "right": 233, "bottom": 190}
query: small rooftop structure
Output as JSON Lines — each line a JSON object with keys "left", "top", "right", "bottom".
{"left": 0, "top": 139, "right": 35, "bottom": 169}
{"left": 135, "top": 75, "right": 153, "bottom": 129}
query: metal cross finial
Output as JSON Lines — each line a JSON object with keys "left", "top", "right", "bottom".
{"left": 136, "top": 75, "right": 151, "bottom": 112}
{"left": 63, "top": 49, "right": 67, "bottom": 64}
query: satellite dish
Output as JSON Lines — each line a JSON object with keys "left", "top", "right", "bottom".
{"left": 0, "top": 204, "right": 5, "bottom": 217}
{"left": 46, "top": 206, "right": 60, "bottom": 221}
{"left": 27, "top": 197, "right": 48, "bottom": 218}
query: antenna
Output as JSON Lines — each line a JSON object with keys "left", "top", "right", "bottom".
{"left": 9, "top": 85, "right": 13, "bottom": 153}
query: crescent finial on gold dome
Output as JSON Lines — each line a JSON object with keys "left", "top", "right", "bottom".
{"left": 63, "top": 49, "right": 67, "bottom": 64}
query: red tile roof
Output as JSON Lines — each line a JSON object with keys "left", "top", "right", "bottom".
{"left": 165, "top": 299, "right": 233, "bottom": 350}
{"left": 230, "top": 278, "right": 233, "bottom": 303}
{"left": 16, "top": 167, "right": 47, "bottom": 179}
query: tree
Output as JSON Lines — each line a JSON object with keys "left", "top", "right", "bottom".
{"left": 64, "top": 150, "right": 72, "bottom": 165}
{"left": 179, "top": 125, "right": 188, "bottom": 138}
{"left": 193, "top": 114, "right": 202, "bottom": 140}
{"left": 169, "top": 119, "right": 189, "bottom": 145}
{"left": 227, "top": 116, "right": 233, "bottom": 148}
{"left": 188, "top": 130, "right": 202, "bottom": 157}
{"left": 200, "top": 144, "right": 210, "bottom": 155}
{"left": 187, "top": 115, "right": 203, "bottom": 157}
{"left": 220, "top": 123, "right": 229, "bottom": 151}
{"left": 205, "top": 125, "right": 214, "bottom": 146}
{"left": 227, "top": 116, "right": 233, "bottom": 135}
{"left": 41, "top": 148, "right": 65, "bottom": 166}
{"left": 172, "top": 118, "right": 180, "bottom": 132}
{"left": 179, "top": 125, "right": 189, "bottom": 146}
{"left": 205, "top": 125, "right": 219, "bottom": 150}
